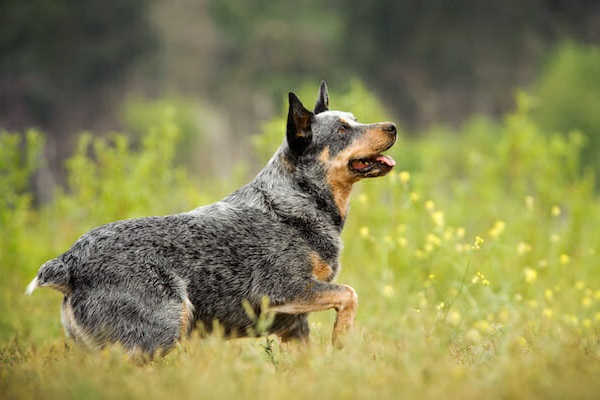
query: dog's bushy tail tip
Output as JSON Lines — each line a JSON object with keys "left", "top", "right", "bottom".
{"left": 25, "top": 276, "right": 39, "bottom": 295}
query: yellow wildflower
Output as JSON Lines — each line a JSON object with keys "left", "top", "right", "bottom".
{"left": 488, "top": 220, "right": 506, "bottom": 238}
{"left": 382, "top": 285, "right": 394, "bottom": 298}
{"left": 424, "top": 200, "right": 435, "bottom": 212}
{"left": 582, "top": 296, "right": 593, "bottom": 308}
{"left": 399, "top": 171, "right": 411, "bottom": 184}
{"left": 359, "top": 226, "right": 369, "bottom": 238}
{"left": 564, "top": 314, "right": 579, "bottom": 327}
{"left": 514, "top": 293, "right": 523, "bottom": 302}
{"left": 524, "top": 267, "right": 538, "bottom": 284}
{"left": 542, "top": 309, "right": 554, "bottom": 319}
{"left": 471, "top": 271, "right": 489, "bottom": 285}
{"left": 498, "top": 309, "right": 510, "bottom": 322}
{"left": 431, "top": 211, "right": 445, "bottom": 228}
{"left": 426, "top": 233, "right": 441, "bottom": 247}
{"left": 583, "top": 319, "right": 592, "bottom": 328}
{"left": 443, "top": 228, "right": 453, "bottom": 241}
{"left": 517, "top": 242, "right": 532, "bottom": 255}
{"left": 474, "top": 320, "right": 493, "bottom": 334}
{"left": 525, "top": 195, "right": 534, "bottom": 211}
{"left": 397, "top": 237, "right": 408, "bottom": 248}
{"left": 559, "top": 254, "right": 570, "bottom": 265}
{"left": 447, "top": 311, "right": 461, "bottom": 326}
{"left": 515, "top": 336, "right": 528, "bottom": 349}
{"left": 551, "top": 206, "right": 561, "bottom": 217}
{"left": 527, "top": 299, "right": 539, "bottom": 309}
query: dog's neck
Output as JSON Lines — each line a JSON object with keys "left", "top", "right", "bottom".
{"left": 225, "top": 149, "right": 346, "bottom": 233}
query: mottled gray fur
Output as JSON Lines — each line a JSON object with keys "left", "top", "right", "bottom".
{"left": 26, "top": 82, "right": 397, "bottom": 357}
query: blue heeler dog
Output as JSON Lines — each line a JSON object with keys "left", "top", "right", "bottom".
{"left": 26, "top": 82, "right": 397, "bottom": 357}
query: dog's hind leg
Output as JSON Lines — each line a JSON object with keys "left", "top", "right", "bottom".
{"left": 270, "top": 313, "right": 310, "bottom": 345}
{"left": 61, "top": 296, "right": 98, "bottom": 349}
{"left": 268, "top": 282, "right": 358, "bottom": 347}
{"left": 63, "top": 285, "right": 194, "bottom": 357}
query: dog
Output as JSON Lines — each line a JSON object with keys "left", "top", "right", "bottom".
{"left": 26, "top": 81, "right": 397, "bottom": 357}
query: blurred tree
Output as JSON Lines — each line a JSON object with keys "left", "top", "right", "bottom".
{"left": 0, "top": 0, "right": 156, "bottom": 135}
{"left": 2, "top": 0, "right": 599, "bottom": 198}
{"left": 0, "top": 0, "right": 157, "bottom": 198}
{"left": 339, "top": 0, "right": 600, "bottom": 129}
{"left": 208, "top": 0, "right": 344, "bottom": 94}
{"left": 150, "top": 0, "right": 220, "bottom": 96}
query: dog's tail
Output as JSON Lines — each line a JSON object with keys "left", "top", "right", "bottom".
{"left": 26, "top": 258, "right": 71, "bottom": 296}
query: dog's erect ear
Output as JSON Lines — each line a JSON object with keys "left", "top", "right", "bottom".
{"left": 314, "top": 81, "right": 329, "bottom": 114}
{"left": 287, "top": 92, "right": 313, "bottom": 155}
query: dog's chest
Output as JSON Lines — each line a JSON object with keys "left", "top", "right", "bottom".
{"left": 310, "top": 251, "right": 341, "bottom": 282}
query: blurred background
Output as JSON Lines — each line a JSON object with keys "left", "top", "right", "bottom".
{"left": 1, "top": 0, "right": 599, "bottom": 200}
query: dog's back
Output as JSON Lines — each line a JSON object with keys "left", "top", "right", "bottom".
{"left": 27, "top": 82, "right": 397, "bottom": 356}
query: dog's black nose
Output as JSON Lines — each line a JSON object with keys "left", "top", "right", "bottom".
{"left": 382, "top": 123, "right": 397, "bottom": 135}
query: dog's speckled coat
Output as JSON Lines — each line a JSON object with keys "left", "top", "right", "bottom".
{"left": 27, "top": 82, "right": 397, "bottom": 356}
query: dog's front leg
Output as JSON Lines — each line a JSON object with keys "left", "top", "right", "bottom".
{"left": 330, "top": 285, "right": 358, "bottom": 345}
{"left": 269, "top": 283, "right": 358, "bottom": 347}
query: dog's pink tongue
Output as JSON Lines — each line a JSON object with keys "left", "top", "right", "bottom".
{"left": 376, "top": 155, "right": 396, "bottom": 167}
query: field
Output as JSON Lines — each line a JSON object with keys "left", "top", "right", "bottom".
{"left": 1, "top": 88, "right": 599, "bottom": 399}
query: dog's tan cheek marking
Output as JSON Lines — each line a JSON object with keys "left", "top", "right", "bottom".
{"left": 319, "top": 147, "right": 358, "bottom": 219}
{"left": 310, "top": 252, "right": 333, "bottom": 282}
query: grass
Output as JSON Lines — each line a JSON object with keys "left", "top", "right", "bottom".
{"left": 1, "top": 89, "right": 599, "bottom": 399}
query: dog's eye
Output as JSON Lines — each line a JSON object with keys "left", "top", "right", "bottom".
{"left": 339, "top": 123, "right": 350, "bottom": 134}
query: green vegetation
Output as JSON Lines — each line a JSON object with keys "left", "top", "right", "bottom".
{"left": 1, "top": 85, "right": 599, "bottom": 399}
{"left": 533, "top": 42, "right": 600, "bottom": 181}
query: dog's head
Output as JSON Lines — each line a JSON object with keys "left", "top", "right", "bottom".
{"left": 285, "top": 81, "right": 397, "bottom": 216}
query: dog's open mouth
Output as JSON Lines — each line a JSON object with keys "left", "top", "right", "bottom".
{"left": 349, "top": 154, "right": 396, "bottom": 177}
